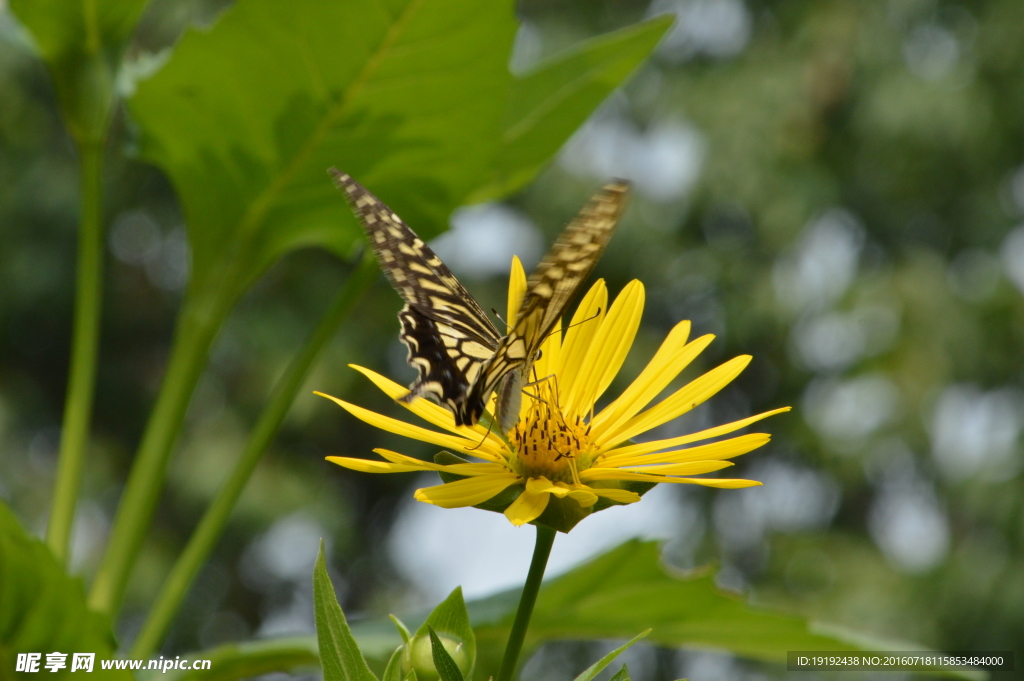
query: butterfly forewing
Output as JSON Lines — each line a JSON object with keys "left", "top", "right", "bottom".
{"left": 467, "top": 181, "right": 631, "bottom": 430}
{"left": 330, "top": 169, "right": 498, "bottom": 346}
{"left": 330, "top": 169, "right": 500, "bottom": 418}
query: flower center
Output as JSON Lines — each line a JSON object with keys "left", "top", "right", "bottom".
{"left": 511, "top": 381, "right": 594, "bottom": 483}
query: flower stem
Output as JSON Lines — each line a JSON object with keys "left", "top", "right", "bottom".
{"left": 496, "top": 525, "right": 556, "bottom": 681}
{"left": 46, "top": 139, "right": 104, "bottom": 564}
{"left": 130, "top": 253, "right": 377, "bottom": 657}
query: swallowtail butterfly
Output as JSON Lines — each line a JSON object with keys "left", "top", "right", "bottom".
{"left": 331, "top": 169, "right": 629, "bottom": 432}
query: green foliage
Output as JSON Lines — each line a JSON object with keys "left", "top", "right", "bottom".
{"left": 571, "top": 630, "right": 648, "bottom": 681}
{"left": 341, "top": 539, "right": 969, "bottom": 679}
{"left": 0, "top": 501, "right": 128, "bottom": 681}
{"left": 465, "top": 540, "right": 981, "bottom": 679}
{"left": 132, "top": 538, "right": 979, "bottom": 681}
{"left": 128, "top": 0, "right": 669, "bottom": 307}
{"left": 313, "top": 540, "right": 377, "bottom": 681}
{"left": 7, "top": 0, "right": 147, "bottom": 143}
{"left": 607, "top": 666, "right": 630, "bottom": 681}
{"left": 468, "top": 15, "right": 673, "bottom": 203}
{"left": 129, "top": 0, "right": 513, "bottom": 304}
{"left": 426, "top": 627, "right": 464, "bottom": 681}
{"left": 381, "top": 648, "right": 406, "bottom": 681}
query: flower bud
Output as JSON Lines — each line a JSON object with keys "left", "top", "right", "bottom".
{"left": 400, "top": 633, "right": 470, "bottom": 681}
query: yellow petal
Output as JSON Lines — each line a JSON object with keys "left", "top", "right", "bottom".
{"left": 566, "top": 488, "right": 598, "bottom": 507}
{"left": 590, "top": 330, "right": 712, "bottom": 441}
{"left": 591, "top": 487, "right": 641, "bottom": 504}
{"left": 600, "top": 355, "right": 752, "bottom": 446}
{"left": 326, "top": 456, "right": 426, "bottom": 473}
{"left": 555, "top": 281, "right": 607, "bottom": 406}
{"left": 615, "top": 433, "right": 768, "bottom": 466}
{"left": 525, "top": 476, "right": 560, "bottom": 495}
{"left": 681, "top": 478, "right": 762, "bottom": 489}
{"left": 582, "top": 460, "right": 732, "bottom": 480}
{"left": 530, "top": 316, "right": 562, "bottom": 399}
{"left": 373, "top": 449, "right": 508, "bottom": 476}
{"left": 564, "top": 281, "right": 645, "bottom": 418}
{"left": 578, "top": 469, "right": 760, "bottom": 487}
{"left": 507, "top": 256, "right": 527, "bottom": 329}
{"left": 504, "top": 489, "right": 550, "bottom": 526}
{"left": 317, "top": 392, "right": 503, "bottom": 462}
{"left": 600, "top": 433, "right": 770, "bottom": 467}
{"left": 414, "top": 473, "right": 521, "bottom": 508}
{"left": 618, "top": 461, "right": 734, "bottom": 475}
{"left": 600, "top": 411, "right": 788, "bottom": 461}
{"left": 346, "top": 366, "right": 497, "bottom": 443}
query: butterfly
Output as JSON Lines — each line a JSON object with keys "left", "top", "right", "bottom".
{"left": 330, "top": 168, "right": 630, "bottom": 433}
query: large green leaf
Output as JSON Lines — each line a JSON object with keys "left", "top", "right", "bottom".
{"left": 471, "top": 540, "right": 983, "bottom": 680}
{"left": 129, "top": 0, "right": 520, "bottom": 305}
{"left": 347, "top": 540, "right": 980, "bottom": 680}
{"left": 128, "top": 0, "right": 671, "bottom": 306}
{"left": 0, "top": 501, "right": 129, "bottom": 681}
{"left": 8, "top": 0, "right": 147, "bottom": 143}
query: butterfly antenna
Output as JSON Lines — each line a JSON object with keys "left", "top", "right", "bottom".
{"left": 544, "top": 308, "right": 602, "bottom": 341}
{"left": 491, "top": 308, "right": 512, "bottom": 333}
{"left": 465, "top": 412, "right": 498, "bottom": 451}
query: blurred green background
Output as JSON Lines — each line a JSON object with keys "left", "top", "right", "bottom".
{"left": 1, "top": 0, "right": 1022, "bottom": 678}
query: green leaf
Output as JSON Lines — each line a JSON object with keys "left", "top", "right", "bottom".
{"left": 469, "top": 540, "right": 983, "bottom": 681}
{"left": 390, "top": 615, "right": 412, "bottom": 645}
{"left": 0, "top": 500, "right": 129, "bottom": 680}
{"left": 427, "top": 627, "right": 464, "bottom": 681}
{"left": 469, "top": 15, "right": 675, "bottom": 203}
{"left": 135, "top": 637, "right": 319, "bottom": 681}
{"left": 572, "top": 630, "right": 649, "bottom": 681}
{"left": 128, "top": 0, "right": 671, "bottom": 310}
{"left": 8, "top": 0, "right": 147, "bottom": 143}
{"left": 608, "top": 666, "right": 630, "bottom": 681}
{"left": 129, "top": 0, "right": 520, "bottom": 307}
{"left": 381, "top": 648, "right": 404, "bottom": 681}
{"left": 313, "top": 540, "right": 377, "bottom": 681}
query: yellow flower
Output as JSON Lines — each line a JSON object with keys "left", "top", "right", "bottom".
{"left": 320, "top": 258, "right": 789, "bottom": 530}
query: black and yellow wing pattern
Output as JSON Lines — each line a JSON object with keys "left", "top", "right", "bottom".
{"left": 331, "top": 168, "right": 629, "bottom": 431}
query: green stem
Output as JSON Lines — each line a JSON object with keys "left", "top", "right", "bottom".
{"left": 46, "top": 140, "right": 105, "bottom": 564}
{"left": 496, "top": 525, "right": 556, "bottom": 681}
{"left": 130, "top": 253, "right": 377, "bottom": 657}
{"left": 88, "top": 290, "right": 227, "bottom": 616}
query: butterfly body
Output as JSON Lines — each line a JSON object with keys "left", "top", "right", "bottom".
{"left": 331, "top": 168, "right": 629, "bottom": 432}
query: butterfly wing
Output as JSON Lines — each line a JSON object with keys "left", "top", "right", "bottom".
{"left": 331, "top": 169, "right": 501, "bottom": 417}
{"left": 462, "top": 181, "right": 632, "bottom": 430}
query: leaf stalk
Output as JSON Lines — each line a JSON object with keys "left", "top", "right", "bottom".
{"left": 130, "top": 252, "right": 377, "bottom": 657}
{"left": 46, "top": 139, "right": 105, "bottom": 564}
